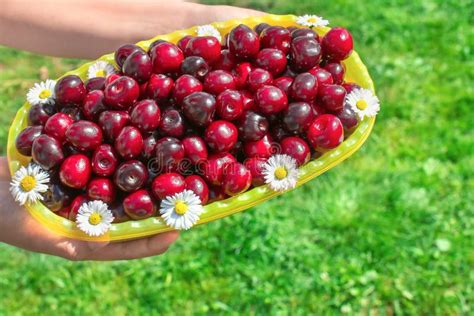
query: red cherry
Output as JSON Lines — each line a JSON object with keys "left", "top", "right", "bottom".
{"left": 159, "top": 107, "right": 185, "bottom": 138}
{"left": 60, "top": 106, "right": 84, "bottom": 121}
{"left": 177, "top": 35, "right": 193, "bottom": 52}
{"left": 244, "top": 134, "right": 274, "bottom": 158}
{"left": 280, "top": 136, "right": 311, "bottom": 166}
{"left": 98, "top": 110, "right": 130, "bottom": 140}
{"left": 324, "top": 63, "right": 345, "bottom": 84}
{"left": 105, "top": 74, "right": 121, "bottom": 86}
{"left": 308, "top": 67, "right": 334, "bottom": 87}
{"left": 342, "top": 82, "right": 361, "bottom": 94}
{"left": 114, "top": 160, "right": 148, "bottom": 192}
{"left": 123, "top": 189, "right": 156, "bottom": 219}
{"left": 59, "top": 154, "right": 91, "bottom": 189}
{"left": 110, "top": 200, "right": 131, "bottom": 223}
{"left": 150, "top": 42, "right": 184, "bottom": 74}
{"left": 182, "top": 136, "right": 208, "bottom": 164}
{"left": 142, "top": 133, "right": 158, "bottom": 160}
{"left": 307, "top": 114, "right": 344, "bottom": 150}
{"left": 115, "top": 126, "right": 144, "bottom": 159}
{"left": 290, "top": 73, "right": 318, "bottom": 102}
{"left": 130, "top": 99, "right": 160, "bottom": 132}
{"left": 260, "top": 26, "right": 291, "bottom": 54}
{"left": 180, "top": 56, "right": 210, "bottom": 79}
{"left": 32, "top": 135, "right": 64, "bottom": 169}
{"left": 254, "top": 23, "right": 270, "bottom": 35}
{"left": 290, "top": 37, "right": 322, "bottom": 72}
{"left": 42, "top": 183, "right": 73, "bottom": 212}
{"left": 55, "top": 75, "right": 87, "bottom": 107}
{"left": 185, "top": 36, "right": 221, "bottom": 65}
{"left": 146, "top": 74, "right": 174, "bottom": 101}
{"left": 185, "top": 175, "right": 209, "bottom": 204}
{"left": 321, "top": 27, "right": 353, "bottom": 62}
{"left": 172, "top": 74, "right": 203, "bottom": 104}
{"left": 91, "top": 144, "right": 118, "bottom": 177}
{"left": 201, "top": 152, "right": 236, "bottom": 185}
{"left": 216, "top": 90, "right": 244, "bottom": 121}
{"left": 28, "top": 103, "right": 55, "bottom": 126}
{"left": 233, "top": 62, "right": 252, "bottom": 90}
{"left": 16, "top": 126, "right": 42, "bottom": 156}
{"left": 204, "top": 120, "right": 238, "bottom": 153}
{"left": 182, "top": 92, "right": 216, "bottom": 127}
{"left": 255, "top": 48, "right": 287, "bottom": 77}
{"left": 44, "top": 113, "right": 73, "bottom": 143}
{"left": 69, "top": 195, "right": 88, "bottom": 221}
{"left": 247, "top": 68, "right": 273, "bottom": 92}
{"left": 104, "top": 76, "right": 140, "bottom": 110}
{"left": 65, "top": 120, "right": 103, "bottom": 151}
{"left": 122, "top": 50, "right": 152, "bottom": 83}
{"left": 114, "top": 44, "right": 144, "bottom": 68}
{"left": 208, "top": 185, "right": 228, "bottom": 203}
{"left": 85, "top": 77, "right": 106, "bottom": 92}
{"left": 282, "top": 102, "right": 315, "bottom": 134}
{"left": 212, "top": 49, "right": 236, "bottom": 71}
{"left": 87, "top": 178, "right": 116, "bottom": 203}
{"left": 244, "top": 157, "right": 267, "bottom": 186}
{"left": 240, "top": 90, "right": 256, "bottom": 111}
{"left": 255, "top": 85, "right": 288, "bottom": 115}
{"left": 204, "top": 70, "right": 236, "bottom": 95}
{"left": 222, "top": 162, "right": 251, "bottom": 196}
{"left": 228, "top": 24, "right": 260, "bottom": 59}
{"left": 291, "top": 28, "right": 319, "bottom": 40}
{"left": 271, "top": 124, "right": 292, "bottom": 142}
{"left": 318, "top": 84, "right": 347, "bottom": 113}
{"left": 237, "top": 111, "right": 269, "bottom": 142}
{"left": 337, "top": 104, "right": 358, "bottom": 132}
{"left": 151, "top": 173, "right": 185, "bottom": 200}
{"left": 82, "top": 90, "right": 107, "bottom": 120}
{"left": 273, "top": 76, "right": 294, "bottom": 96}
{"left": 154, "top": 137, "right": 185, "bottom": 173}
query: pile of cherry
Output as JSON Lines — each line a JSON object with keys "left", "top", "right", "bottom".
{"left": 15, "top": 23, "right": 361, "bottom": 222}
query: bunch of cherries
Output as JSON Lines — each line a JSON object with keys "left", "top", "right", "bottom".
{"left": 15, "top": 23, "right": 360, "bottom": 222}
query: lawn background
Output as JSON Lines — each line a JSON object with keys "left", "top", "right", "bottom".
{"left": 0, "top": 0, "right": 473, "bottom": 314}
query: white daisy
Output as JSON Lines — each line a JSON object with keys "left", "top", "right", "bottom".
{"left": 263, "top": 154, "right": 299, "bottom": 192}
{"left": 346, "top": 88, "right": 380, "bottom": 120}
{"left": 196, "top": 24, "right": 222, "bottom": 42}
{"left": 296, "top": 14, "right": 330, "bottom": 28}
{"left": 87, "top": 60, "right": 116, "bottom": 79}
{"left": 160, "top": 190, "right": 204, "bottom": 230}
{"left": 26, "top": 79, "right": 56, "bottom": 105}
{"left": 10, "top": 163, "right": 50, "bottom": 205}
{"left": 76, "top": 200, "right": 114, "bottom": 237}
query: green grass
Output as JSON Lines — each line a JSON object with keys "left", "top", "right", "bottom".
{"left": 0, "top": 0, "right": 473, "bottom": 314}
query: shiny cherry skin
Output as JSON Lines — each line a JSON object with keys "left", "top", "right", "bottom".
{"left": 244, "top": 157, "right": 267, "bottom": 186}
{"left": 307, "top": 114, "right": 344, "bottom": 150}
{"left": 290, "top": 72, "right": 318, "bottom": 102}
{"left": 243, "top": 134, "right": 274, "bottom": 159}
{"left": 282, "top": 102, "right": 315, "bottom": 134}
{"left": 151, "top": 173, "right": 185, "bottom": 200}
{"left": 150, "top": 42, "right": 184, "bottom": 74}
{"left": 342, "top": 82, "right": 361, "bottom": 94}
{"left": 16, "top": 126, "right": 43, "bottom": 156}
{"left": 273, "top": 76, "right": 294, "bottom": 96}
{"left": 222, "top": 162, "right": 251, "bottom": 196}
{"left": 177, "top": 35, "right": 193, "bottom": 52}
{"left": 201, "top": 152, "right": 237, "bottom": 185}
{"left": 240, "top": 90, "right": 256, "bottom": 111}
{"left": 216, "top": 90, "right": 244, "bottom": 121}
{"left": 159, "top": 108, "right": 185, "bottom": 138}
{"left": 65, "top": 120, "right": 102, "bottom": 151}
{"left": 28, "top": 103, "right": 55, "bottom": 126}
{"left": 123, "top": 189, "right": 156, "bottom": 219}
{"left": 55, "top": 75, "right": 86, "bottom": 107}
{"left": 87, "top": 177, "right": 116, "bottom": 203}
{"left": 321, "top": 27, "right": 353, "bottom": 62}
{"left": 260, "top": 26, "right": 291, "bottom": 54}
{"left": 148, "top": 39, "right": 168, "bottom": 51}
{"left": 212, "top": 49, "right": 236, "bottom": 71}
{"left": 114, "top": 44, "right": 144, "bottom": 68}
{"left": 254, "top": 23, "right": 270, "bottom": 35}
{"left": 104, "top": 74, "right": 121, "bottom": 86}
{"left": 60, "top": 106, "right": 83, "bottom": 121}
{"left": 68, "top": 195, "right": 88, "bottom": 221}
{"left": 228, "top": 24, "right": 260, "bottom": 59}
{"left": 146, "top": 74, "right": 174, "bottom": 101}
{"left": 114, "top": 160, "right": 148, "bottom": 192}
{"left": 324, "top": 63, "right": 345, "bottom": 84}
{"left": 31, "top": 135, "right": 64, "bottom": 169}
{"left": 185, "top": 175, "right": 209, "bottom": 204}
{"left": 255, "top": 48, "right": 287, "bottom": 77}
{"left": 85, "top": 77, "right": 106, "bottom": 92}
{"left": 98, "top": 110, "right": 130, "bottom": 140}
{"left": 180, "top": 56, "right": 209, "bottom": 80}
{"left": 204, "top": 70, "right": 236, "bottom": 95}
{"left": 185, "top": 36, "right": 221, "bottom": 65}
{"left": 204, "top": 120, "right": 238, "bottom": 153}
{"left": 110, "top": 200, "right": 131, "bottom": 223}
{"left": 280, "top": 136, "right": 311, "bottom": 166}
{"left": 255, "top": 85, "right": 288, "bottom": 115}
{"left": 172, "top": 74, "right": 203, "bottom": 104}
{"left": 308, "top": 67, "right": 334, "bottom": 87}
{"left": 237, "top": 111, "right": 269, "bottom": 142}
{"left": 59, "top": 154, "right": 91, "bottom": 189}
{"left": 122, "top": 50, "right": 152, "bottom": 83}
{"left": 182, "top": 92, "right": 216, "bottom": 127}
{"left": 141, "top": 133, "right": 158, "bottom": 160}
{"left": 154, "top": 137, "right": 185, "bottom": 173}
{"left": 233, "top": 62, "right": 252, "bottom": 90}
{"left": 91, "top": 144, "right": 118, "bottom": 177}
{"left": 104, "top": 76, "right": 139, "bottom": 110}
{"left": 115, "top": 126, "right": 143, "bottom": 159}
{"left": 207, "top": 185, "right": 228, "bottom": 203}
{"left": 337, "top": 104, "right": 358, "bottom": 132}
{"left": 318, "top": 84, "right": 347, "bottom": 113}
{"left": 44, "top": 113, "right": 73, "bottom": 143}
{"left": 182, "top": 136, "right": 208, "bottom": 164}
{"left": 247, "top": 68, "right": 273, "bottom": 92}
{"left": 42, "top": 183, "right": 73, "bottom": 212}
{"left": 130, "top": 99, "right": 160, "bottom": 132}
{"left": 82, "top": 90, "right": 107, "bottom": 120}
{"left": 291, "top": 28, "right": 318, "bottom": 40}
{"left": 290, "top": 37, "right": 322, "bottom": 72}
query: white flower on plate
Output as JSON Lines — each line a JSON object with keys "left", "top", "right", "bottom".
{"left": 26, "top": 79, "right": 56, "bottom": 105}
{"left": 87, "top": 60, "right": 116, "bottom": 79}
{"left": 76, "top": 200, "right": 114, "bottom": 237}
{"left": 263, "top": 154, "right": 299, "bottom": 192}
{"left": 345, "top": 88, "right": 380, "bottom": 120}
{"left": 296, "top": 14, "right": 329, "bottom": 28}
{"left": 10, "top": 163, "right": 50, "bottom": 205}
{"left": 196, "top": 24, "right": 222, "bottom": 42}
{"left": 160, "top": 190, "right": 204, "bottom": 230}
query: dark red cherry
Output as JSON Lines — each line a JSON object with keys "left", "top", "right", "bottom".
{"left": 318, "top": 84, "right": 347, "bottom": 113}
{"left": 222, "top": 162, "right": 251, "bottom": 196}
{"left": 185, "top": 175, "right": 209, "bottom": 204}
{"left": 59, "top": 154, "right": 91, "bottom": 189}
{"left": 130, "top": 99, "right": 160, "bottom": 132}
{"left": 16, "top": 126, "right": 43, "bottom": 156}
{"left": 154, "top": 137, "right": 185, "bottom": 173}
{"left": 312, "top": 103, "right": 328, "bottom": 116}
{"left": 60, "top": 106, "right": 83, "bottom": 121}
{"left": 212, "top": 49, "right": 236, "bottom": 71}
{"left": 282, "top": 102, "right": 315, "bottom": 134}
{"left": 271, "top": 124, "right": 291, "bottom": 142}
{"left": 28, "top": 103, "right": 55, "bottom": 126}
{"left": 282, "top": 66, "right": 299, "bottom": 78}
{"left": 104, "top": 76, "right": 139, "bottom": 110}
{"left": 185, "top": 36, "right": 221, "bottom": 65}
{"left": 290, "top": 37, "right": 322, "bottom": 72}
{"left": 146, "top": 74, "right": 174, "bottom": 101}
{"left": 56, "top": 206, "right": 70, "bottom": 219}
{"left": 216, "top": 90, "right": 244, "bottom": 121}
{"left": 254, "top": 23, "right": 270, "bottom": 35}
{"left": 149, "top": 39, "right": 168, "bottom": 51}
{"left": 98, "top": 110, "right": 130, "bottom": 140}
{"left": 182, "top": 136, "right": 208, "bottom": 164}
{"left": 114, "top": 160, "right": 148, "bottom": 192}
{"left": 321, "top": 27, "right": 353, "bottom": 62}
{"left": 182, "top": 92, "right": 216, "bottom": 127}
{"left": 342, "top": 82, "right": 361, "bottom": 94}
{"left": 247, "top": 68, "right": 273, "bottom": 92}
{"left": 255, "top": 85, "right": 288, "bottom": 115}
{"left": 228, "top": 24, "right": 260, "bottom": 59}
{"left": 44, "top": 113, "right": 73, "bottom": 143}
{"left": 141, "top": 133, "right": 158, "bottom": 160}
{"left": 91, "top": 144, "right": 118, "bottom": 177}
{"left": 150, "top": 42, "right": 184, "bottom": 74}
{"left": 237, "top": 111, "right": 269, "bottom": 142}
{"left": 337, "top": 104, "right": 359, "bottom": 132}
{"left": 204, "top": 70, "right": 236, "bottom": 95}
{"left": 123, "top": 189, "right": 156, "bottom": 219}
{"left": 290, "top": 72, "right": 318, "bottom": 102}
{"left": 151, "top": 173, "right": 185, "bottom": 200}
{"left": 243, "top": 134, "right": 274, "bottom": 158}
{"left": 55, "top": 75, "right": 86, "bottom": 107}
{"left": 177, "top": 35, "right": 193, "bottom": 52}
{"left": 172, "top": 74, "right": 203, "bottom": 104}
{"left": 104, "top": 74, "right": 121, "bottom": 86}
{"left": 273, "top": 76, "right": 294, "bottom": 96}
{"left": 307, "top": 114, "right": 344, "bottom": 150}
{"left": 69, "top": 195, "right": 88, "bottom": 221}
{"left": 180, "top": 56, "right": 209, "bottom": 80}
{"left": 260, "top": 26, "right": 291, "bottom": 54}
{"left": 42, "top": 183, "right": 73, "bottom": 212}
{"left": 232, "top": 62, "right": 252, "bottom": 90}
{"left": 255, "top": 48, "right": 287, "bottom": 77}
{"left": 82, "top": 90, "right": 107, "bottom": 120}
{"left": 207, "top": 185, "right": 228, "bottom": 203}
{"left": 204, "top": 120, "right": 238, "bottom": 153}
{"left": 201, "top": 152, "right": 237, "bottom": 185}
{"left": 324, "top": 63, "right": 345, "bottom": 84}
{"left": 122, "top": 50, "right": 152, "bottom": 83}
{"left": 280, "top": 136, "right": 311, "bottom": 166}
{"left": 115, "top": 126, "right": 143, "bottom": 159}
{"left": 308, "top": 67, "right": 334, "bottom": 87}
{"left": 110, "top": 200, "right": 131, "bottom": 223}
{"left": 159, "top": 108, "right": 185, "bottom": 138}
{"left": 291, "top": 28, "right": 318, "bottom": 40}
{"left": 87, "top": 177, "right": 115, "bottom": 203}
{"left": 114, "top": 44, "right": 144, "bottom": 68}
{"left": 240, "top": 90, "right": 256, "bottom": 111}
{"left": 244, "top": 157, "right": 267, "bottom": 186}
{"left": 85, "top": 77, "right": 106, "bottom": 92}
{"left": 65, "top": 120, "right": 102, "bottom": 151}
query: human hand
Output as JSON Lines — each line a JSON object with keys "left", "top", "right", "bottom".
{"left": 0, "top": 157, "right": 179, "bottom": 261}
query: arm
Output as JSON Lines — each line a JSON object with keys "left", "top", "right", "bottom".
{"left": 0, "top": 0, "right": 264, "bottom": 59}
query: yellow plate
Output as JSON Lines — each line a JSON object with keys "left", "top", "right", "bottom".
{"left": 7, "top": 14, "right": 375, "bottom": 241}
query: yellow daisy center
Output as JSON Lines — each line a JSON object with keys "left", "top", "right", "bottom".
{"left": 356, "top": 99, "right": 368, "bottom": 110}
{"left": 308, "top": 17, "right": 318, "bottom": 23}
{"left": 88, "top": 212, "right": 102, "bottom": 225}
{"left": 39, "top": 89, "right": 51, "bottom": 99}
{"left": 274, "top": 167, "right": 288, "bottom": 180}
{"left": 20, "top": 175, "right": 37, "bottom": 192}
{"left": 175, "top": 201, "right": 188, "bottom": 215}
{"left": 95, "top": 69, "right": 107, "bottom": 77}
